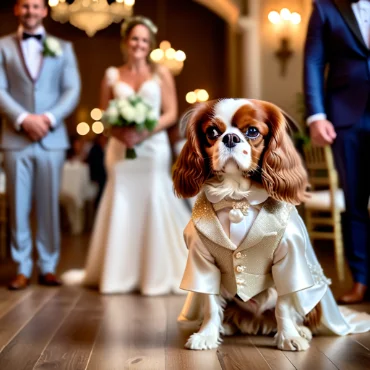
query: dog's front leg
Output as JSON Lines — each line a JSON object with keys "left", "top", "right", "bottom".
{"left": 275, "top": 295, "right": 310, "bottom": 351}
{"left": 185, "top": 294, "right": 224, "bottom": 350}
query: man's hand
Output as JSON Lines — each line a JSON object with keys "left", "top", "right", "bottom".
{"left": 21, "top": 114, "right": 50, "bottom": 141}
{"left": 309, "top": 119, "right": 337, "bottom": 146}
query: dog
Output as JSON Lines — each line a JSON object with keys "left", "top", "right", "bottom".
{"left": 172, "top": 98, "right": 325, "bottom": 351}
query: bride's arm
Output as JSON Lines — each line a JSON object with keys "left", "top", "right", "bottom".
{"left": 154, "top": 64, "right": 178, "bottom": 132}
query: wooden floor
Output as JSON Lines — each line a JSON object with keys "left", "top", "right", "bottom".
{"left": 0, "top": 234, "right": 370, "bottom": 369}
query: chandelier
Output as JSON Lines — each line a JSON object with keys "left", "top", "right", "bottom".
{"left": 150, "top": 41, "right": 186, "bottom": 76}
{"left": 48, "top": 0, "right": 135, "bottom": 37}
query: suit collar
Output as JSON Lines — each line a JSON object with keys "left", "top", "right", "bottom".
{"left": 13, "top": 33, "right": 46, "bottom": 83}
{"left": 334, "top": 0, "right": 368, "bottom": 50}
{"left": 192, "top": 193, "right": 237, "bottom": 251}
{"left": 192, "top": 193, "right": 292, "bottom": 252}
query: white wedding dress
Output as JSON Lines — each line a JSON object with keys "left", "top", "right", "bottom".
{"left": 62, "top": 67, "right": 190, "bottom": 295}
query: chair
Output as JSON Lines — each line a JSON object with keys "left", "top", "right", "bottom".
{"left": 303, "top": 145, "right": 346, "bottom": 281}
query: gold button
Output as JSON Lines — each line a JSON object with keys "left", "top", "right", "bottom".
{"left": 236, "top": 279, "right": 243, "bottom": 285}
{"left": 235, "top": 252, "right": 242, "bottom": 259}
{"left": 236, "top": 266, "right": 243, "bottom": 273}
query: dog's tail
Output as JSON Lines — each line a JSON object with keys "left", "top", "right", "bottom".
{"left": 304, "top": 303, "right": 322, "bottom": 333}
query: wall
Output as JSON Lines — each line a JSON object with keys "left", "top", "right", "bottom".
{"left": 0, "top": 0, "right": 227, "bottom": 134}
{"left": 259, "top": 0, "right": 311, "bottom": 122}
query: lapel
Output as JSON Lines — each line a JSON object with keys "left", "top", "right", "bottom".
{"left": 236, "top": 198, "right": 288, "bottom": 252}
{"left": 333, "top": 0, "right": 368, "bottom": 50}
{"left": 192, "top": 193, "right": 237, "bottom": 251}
{"left": 14, "top": 33, "right": 45, "bottom": 83}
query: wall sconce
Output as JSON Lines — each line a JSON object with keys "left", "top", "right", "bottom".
{"left": 185, "top": 89, "right": 209, "bottom": 104}
{"left": 268, "top": 8, "right": 301, "bottom": 77}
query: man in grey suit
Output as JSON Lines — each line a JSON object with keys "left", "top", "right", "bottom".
{"left": 0, "top": 0, "right": 81, "bottom": 289}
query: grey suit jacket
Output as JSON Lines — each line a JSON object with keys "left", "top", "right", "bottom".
{"left": 0, "top": 33, "right": 81, "bottom": 150}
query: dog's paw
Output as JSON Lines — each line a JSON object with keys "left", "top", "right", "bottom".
{"left": 222, "top": 322, "right": 237, "bottom": 336}
{"left": 185, "top": 332, "right": 221, "bottom": 350}
{"left": 275, "top": 332, "right": 310, "bottom": 351}
{"left": 297, "top": 326, "right": 312, "bottom": 341}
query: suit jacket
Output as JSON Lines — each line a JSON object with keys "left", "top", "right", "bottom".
{"left": 304, "top": 0, "right": 370, "bottom": 127}
{"left": 180, "top": 193, "right": 314, "bottom": 302}
{"left": 0, "top": 33, "right": 81, "bottom": 150}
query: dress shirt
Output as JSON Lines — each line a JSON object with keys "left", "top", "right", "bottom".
{"left": 306, "top": 0, "right": 370, "bottom": 125}
{"left": 204, "top": 181, "right": 269, "bottom": 248}
{"left": 15, "top": 25, "right": 56, "bottom": 131}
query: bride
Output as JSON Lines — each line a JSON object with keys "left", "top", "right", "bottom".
{"left": 63, "top": 16, "right": 190, "bottom": 295}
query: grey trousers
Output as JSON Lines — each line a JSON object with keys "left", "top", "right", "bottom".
{"left": 3, "top": 142, "right": 65, "bottom": 277}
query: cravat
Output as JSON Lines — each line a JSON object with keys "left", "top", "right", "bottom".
{"left": 22, "top": 33, "right": 42, "bottom": 41}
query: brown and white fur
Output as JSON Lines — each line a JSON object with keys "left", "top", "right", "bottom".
{"left": 173, "top": 98, "right": 320, "bottom": 351}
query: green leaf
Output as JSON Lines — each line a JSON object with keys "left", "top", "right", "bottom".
{"left": 126, "top": 148, "right": 137, "bottom": 159}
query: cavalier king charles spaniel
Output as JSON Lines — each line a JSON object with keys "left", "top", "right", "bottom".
{"left": 173, "top": 98, "right": 321, "bottom": 352}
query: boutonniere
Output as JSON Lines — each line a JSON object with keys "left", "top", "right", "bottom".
{"left": 42, "top": 37, "right": 63, "bottom": 57}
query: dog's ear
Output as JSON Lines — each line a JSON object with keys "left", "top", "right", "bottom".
{"left": 173, "top": 102, "right": 212, "bottom": 198}
{"left": 257, "top": 101, "right": 308, "bottom": 205}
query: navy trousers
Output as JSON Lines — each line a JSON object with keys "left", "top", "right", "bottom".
{"left": 332, "top": 106, "right": 370, "bottom": 285}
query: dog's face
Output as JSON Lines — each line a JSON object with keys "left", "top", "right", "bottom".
{"left": 173, "top": 98, "right": 308, "bottom": 205}
{"left": 201, "top": 99, "right": 269, "bottom": 176}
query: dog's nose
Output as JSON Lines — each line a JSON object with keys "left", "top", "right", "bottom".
{"left": 222, "top": 133, "right": 240, "bottom": 148}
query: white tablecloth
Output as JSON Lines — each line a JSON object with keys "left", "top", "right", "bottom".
{"left": 60, "top": 160, "right": 98, "bottom": 234}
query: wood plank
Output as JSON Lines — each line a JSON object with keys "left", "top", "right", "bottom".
{"left": 282, "top": 337, "right": 339, "bottom": 370}
{"left": 0, "top": 288, "right": 81, "bottom": 369}
{"left": 312, "top": 335, "right": 370, "bottom": 370}
{"left": 165, "top": 295, "right": 222, "bottom": 370}
{"left": 248, "top": 336, "right": 296, "bottom": 370}
{"left": 341, "top": 303, "right": 370, "bottom": 350}
{"left": 217, "top": 335, "right": 272, "bottom": 370}
{"left": 0, "top": 288, "right": 32, "bottom": 320}
{"left": 0, "top": 287, "right": 57, "bottom": 352}
{"left": 87, "top": 294, "right": 167, "bottom": 370}
{"left": 33, "top": 290, "right": 102, "bottom": 370}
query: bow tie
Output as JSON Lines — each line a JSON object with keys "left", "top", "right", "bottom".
{"left": 22, "top": 33, "right": 42, "bottom": 41}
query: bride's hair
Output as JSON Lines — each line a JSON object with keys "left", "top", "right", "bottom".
{"left": 120, "top": 16, "right": 158, "bottom": 68}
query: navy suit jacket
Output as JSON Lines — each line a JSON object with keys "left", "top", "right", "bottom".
{"left": 304, "top": 0, "right": 370, "bottom": 127}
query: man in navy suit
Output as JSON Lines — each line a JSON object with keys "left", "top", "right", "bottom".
{"left": 304, "top": 0, "right": 370, "bottom": 303}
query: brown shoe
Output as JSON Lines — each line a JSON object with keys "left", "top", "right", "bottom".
{"left": 337, "top": 282, "right": 367, "bottom": 304}
{"left": 8, "top": 274, "right": 30, "bottom": 290}
{"left": 38, "top": 273, "right": 62, "bottom": 287}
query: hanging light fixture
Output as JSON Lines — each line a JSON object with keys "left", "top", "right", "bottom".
{"left": 150, "top": 40, "right": 186, "bottom": 76}
{"left": 49, "top": 0, "right": 135, "bottom": 37}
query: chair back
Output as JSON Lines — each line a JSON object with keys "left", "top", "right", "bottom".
{"left": 303, "top": 145, "right": 339, "bottom": 212}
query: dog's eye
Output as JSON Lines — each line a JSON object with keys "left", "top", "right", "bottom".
{"left": 205, "top": 127, "right": 220, "bottom": 140}
{"left": 245, "top": 127, "right": 260, "bottom": 139}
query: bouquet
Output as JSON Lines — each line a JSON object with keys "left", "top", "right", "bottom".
{"left": 103, "top": 95, "right": 158, "bottom": 159}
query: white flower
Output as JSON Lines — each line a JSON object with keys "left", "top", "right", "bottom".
{"left": 44, "top": 37, "right": 62, "bottom": 56}
{"left": 105, "top": 106, "right": 119, "bottom": 123}
{"left": 117, "top": 99, "right": 130, "bottom": 110}
{"left": 105, "top": 67, "right": 119, "bottom": 87}
{"left": 120, "top": 105, "right": 136, "bottom": 122}
{"left": 147, "top": 109, "right": 158, "bottom": 121}
{"left": 134, "top": 102, "right": 147, "bottom": 124}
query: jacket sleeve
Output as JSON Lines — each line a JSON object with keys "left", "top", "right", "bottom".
{"left": 48, "top": 42, "right": 81, "bottom": 126}
{"left": 180, "top": 221, "right": 221, "bottom": 295}
{"left": 304, "top": 1, "right": 328, "bottom": 118}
